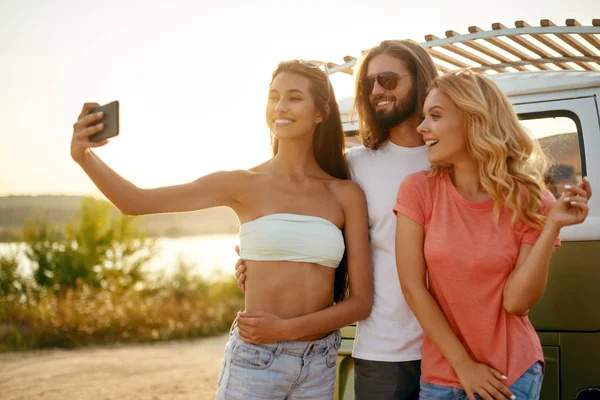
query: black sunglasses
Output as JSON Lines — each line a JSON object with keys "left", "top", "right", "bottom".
{"left": 360, "top": 72, "right": 412, "bottom": 94}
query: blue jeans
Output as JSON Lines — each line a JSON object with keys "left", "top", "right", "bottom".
{"left": 216, "top": 328, "right": 341, "bottom": 399}
{"left": 419, "top": 361, "right": 544, "bottom": 400}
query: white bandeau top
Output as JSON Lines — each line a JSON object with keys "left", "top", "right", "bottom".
{"left": 239, "top": 213, "right": 345, "bottom": 269}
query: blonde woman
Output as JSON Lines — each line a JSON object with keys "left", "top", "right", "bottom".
{"left": 393, "top": 70, "right": 592, "bottom": 400}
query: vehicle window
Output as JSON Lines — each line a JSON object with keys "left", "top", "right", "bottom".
{"left": 520, "top": 114, "right": 583, "bottom": 199}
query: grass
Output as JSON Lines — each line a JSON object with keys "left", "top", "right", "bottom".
{"left": 0, "top": 272, "right": 244, "bottom": 352}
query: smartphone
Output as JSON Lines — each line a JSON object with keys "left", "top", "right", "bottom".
{"left": 88, "top": 100, "right": 120, "bottom": 142}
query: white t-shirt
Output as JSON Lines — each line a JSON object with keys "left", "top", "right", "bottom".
{"left": 346, "top": 140, "right": 430, "bottom": 362}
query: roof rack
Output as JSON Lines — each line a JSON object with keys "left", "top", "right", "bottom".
{"left": 327, "top": 19, "right": 600, "bottom": 75}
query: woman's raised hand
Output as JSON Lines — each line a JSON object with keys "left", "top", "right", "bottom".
{"left": 548, "top": 178, "right": 593, "bottom": 230}
{"left": 71, "top": 102, "right": 110, "bottom": 164}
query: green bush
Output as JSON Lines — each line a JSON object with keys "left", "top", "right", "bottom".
{"left": 23, "top": 197, "right": 153, "bottom": 291}
{"left": 0, "top": 197, "right": 244, "bottom": 351}
{"left": 0, "top": 252, "right": 23, "bottom": 296}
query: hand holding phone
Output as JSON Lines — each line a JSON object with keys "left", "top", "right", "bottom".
{"left": 88, "top": 100, "right": 120, "bottom": 142}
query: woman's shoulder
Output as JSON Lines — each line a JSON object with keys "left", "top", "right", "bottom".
{"left": 397, "top": 170, "right": 448, "bottom": 203}
{"left": 402, "top": 169, "right": 438, "bottom": 188}
{"left": 328, "top": 179, "right": 367, "bottom": 209}
{"left": 328, "top": 178, "right": 365, "bottom": 198}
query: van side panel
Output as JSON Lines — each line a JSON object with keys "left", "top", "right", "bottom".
{"left": 559, "top": 332, "right": 600, "bottom": 399}
{"left": 529, "top": 241, "right": 600, "bottom": 332}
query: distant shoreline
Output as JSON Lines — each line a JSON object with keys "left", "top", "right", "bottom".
{"left": 0, "top": 195, "right": 240, "bottom": 242}
{"left": 0, "top": 231, "right": 239, "bottom": 244}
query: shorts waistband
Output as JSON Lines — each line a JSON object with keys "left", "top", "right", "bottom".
{"left": 230, "top": 327, "right": 341, "bottom": 358}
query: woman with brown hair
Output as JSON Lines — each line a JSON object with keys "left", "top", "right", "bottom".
{"left": 70, "top": 60, "right": 373, "bottom": 399}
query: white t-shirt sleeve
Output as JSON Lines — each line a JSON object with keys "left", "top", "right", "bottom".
{"left": 345, "top": 147, "right": 359, "bottom": 184}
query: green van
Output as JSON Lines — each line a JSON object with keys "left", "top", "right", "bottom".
{"left": 328, "top": 20, "right": 600, "bottom": 400}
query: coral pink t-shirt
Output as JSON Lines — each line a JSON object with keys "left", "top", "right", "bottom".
{"left": 393, "top": 170, "right": 559, "bottom": 388}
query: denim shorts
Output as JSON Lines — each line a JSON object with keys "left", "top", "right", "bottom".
{"left": 419, "top": 361, "right": 544, "bottom": 400}
{"left": 216, "top": 328, "right": 341, "bottom": 400}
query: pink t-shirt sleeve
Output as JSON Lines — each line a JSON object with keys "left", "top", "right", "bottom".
{"left": 393, "top": 171, "right": 428, "bottom": 227}
{"left": 520, "top": 189, "right": 561, "bottom": 247}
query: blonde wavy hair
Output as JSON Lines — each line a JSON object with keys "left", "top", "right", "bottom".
{"left": 429, "top": 70, "right": 550, "bottom": 229}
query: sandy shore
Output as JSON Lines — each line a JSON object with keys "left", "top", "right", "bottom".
{"left": 0, "top": 334, "right": 229, "bottom": 400}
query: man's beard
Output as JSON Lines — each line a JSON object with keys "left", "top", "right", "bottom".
{"left": 374, "top": 88, "right": 417, "bottom": 131}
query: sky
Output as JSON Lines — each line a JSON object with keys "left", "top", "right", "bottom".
{"left": 1, "top": 0, "right": 599, "bottom": 196}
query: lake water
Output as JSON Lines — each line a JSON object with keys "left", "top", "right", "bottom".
{"left": 0, "top": 234, "right": 241, "bottom": 281}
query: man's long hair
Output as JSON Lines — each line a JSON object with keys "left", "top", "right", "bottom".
{"left": 354, "top": 40, "right": 438, "bottom": 149}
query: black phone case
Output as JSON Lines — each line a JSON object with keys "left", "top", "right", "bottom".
{"left": 88, "top": 100, "right": 120, "bottom": 142}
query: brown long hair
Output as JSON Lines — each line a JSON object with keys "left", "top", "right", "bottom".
{"left": 270, "top": 61, "right": 349, "bottom": 180}
{"left": 270, "top": 60, "right": 349, "bottom": 302}
{"left": 354, "top": 40, "right": 438, "bottom": 149}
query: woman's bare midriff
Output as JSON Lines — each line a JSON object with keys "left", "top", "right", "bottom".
{"left": 243, "top": 260, "right": 336, "bottom": 341}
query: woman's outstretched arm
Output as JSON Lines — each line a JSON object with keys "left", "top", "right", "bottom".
{"left": 72, "top": 103, "right": 242, "bottom": 216}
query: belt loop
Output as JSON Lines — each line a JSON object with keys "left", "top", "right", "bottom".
{"left": 275, "top": 341, "right": 283, "bottom": 356}
{"left": 229, "top": 316, "right": 238, "bottom": 334}
{"left": 303, "top": 342, "right": 315, "bottom": 359}
{"left": 325, "top": 333, "right": 332, "bottom": 351}
{"left": 326, "top": 331, "right": 336, "bottom": 351}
